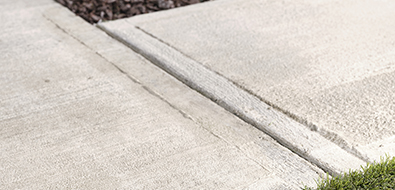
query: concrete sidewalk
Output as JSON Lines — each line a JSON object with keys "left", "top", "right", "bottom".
{"left": 1, "top": 1, "right": 325, "bottom": 189}
{"left": 100, "top": 0, "right": 395, "bottom": 173}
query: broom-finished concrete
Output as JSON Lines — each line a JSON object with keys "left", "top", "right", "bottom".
{"left": 1, "top": 1, "right": 324, "bottom": 189}
{"left": 99, "top": 0, "right": 395, "bottom": 166}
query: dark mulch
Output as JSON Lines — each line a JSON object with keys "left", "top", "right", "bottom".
{"left": 56, "top": 0, "right": 209, "bottom": 23}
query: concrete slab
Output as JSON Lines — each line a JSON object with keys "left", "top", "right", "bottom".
{"left": 99, "top": 0, "right": 395, "bottom": 163}
{"left": 1, "top": 2, "right": 323, "bottom": 189}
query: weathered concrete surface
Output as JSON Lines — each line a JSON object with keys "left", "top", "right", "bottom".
{"left": 101, "top": 0, "right": 395, "bottom": 162}
{"left": 99, "top": 20, "right": 366, "bottom": 175}
{"left": 0, "top": 2, "right": 323, "bottom": 189}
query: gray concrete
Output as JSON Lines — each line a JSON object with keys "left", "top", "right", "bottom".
{"left": 0, "top": 1, "right": 324, "bottom": 189}
{"left": 99, "top": 21, "right": 365, "bottom": 175}
{"left": 100, "top": 0, "right": 395, "bottom": 162}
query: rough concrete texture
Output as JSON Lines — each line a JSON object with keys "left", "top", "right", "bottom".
{"left": 107, "top": 0, "right": 395, "bottom": 162}
{"left": 99, "top": 20, "right": 366, "bottom": 175}
{"left": 1, "top": 2, "right": 323, "bottom": 189}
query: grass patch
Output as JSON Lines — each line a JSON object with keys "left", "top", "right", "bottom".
{"left": 304, "top": 155, "right": 395, "bottom": 190}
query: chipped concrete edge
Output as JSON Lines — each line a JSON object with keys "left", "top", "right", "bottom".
{"left": 97, "top": 20, "right": 366, "bottom": 176}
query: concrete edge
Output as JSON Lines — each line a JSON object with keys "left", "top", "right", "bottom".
{"left": 120, "top": 0, "right": 392, "bottom": 165}
{"left": 42, "top": 5, "right": 325, "bottom": 188}
{"left": 97, "top": 20, "right": 366, "bottom": 176}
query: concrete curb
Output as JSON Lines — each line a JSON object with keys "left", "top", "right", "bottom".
{"left": 41, "top": 5, "right": 326, "bottom": 188}
{"left": 98, "top": 20, "right": 366, "bottom": 176}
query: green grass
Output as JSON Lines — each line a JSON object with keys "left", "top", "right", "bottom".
{"left": 304, "top": 155, "right": 395, "bottom": 190}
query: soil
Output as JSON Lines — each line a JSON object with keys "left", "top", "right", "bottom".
{"left": 55, "top": 0, "right": 210, "bottom": 24}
